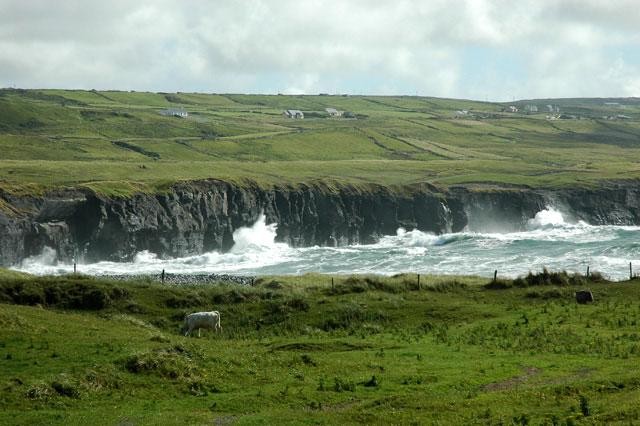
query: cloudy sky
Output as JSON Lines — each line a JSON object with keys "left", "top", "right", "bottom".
{"left": 1, "top": 0, "right": 639, "bottom": 100}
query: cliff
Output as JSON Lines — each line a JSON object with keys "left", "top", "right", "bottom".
{"left": 1, "top": 180, "right": 639, "bottom": 266}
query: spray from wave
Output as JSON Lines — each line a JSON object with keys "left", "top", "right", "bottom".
{"left": 12, "top": 209, "right": 640, "bottom": 280}
{"left": 527, "top": 206, "right": 566, "bottom": 229}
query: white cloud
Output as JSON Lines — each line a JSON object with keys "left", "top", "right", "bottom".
{"left": 0, "top": 0, "right": 638, "bottom": 98}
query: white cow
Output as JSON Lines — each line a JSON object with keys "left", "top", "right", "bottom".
{"left": 182, "top": 311, "right": 222, "bottom": 337}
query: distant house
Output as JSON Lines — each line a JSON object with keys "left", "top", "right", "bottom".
{"left": 160, "top": 108, "right": 188, "bottom": 118}
{"left": 454, "top": 110, "right": 469, "bottom": 118}
{"left": 325, "top": 107, "right": 343, "bottom": 117}
{"left": 284, "top": 109, "right": 304, "bottom": 119}
{"left": 508, "top": 105, "right": 518, "bottom": 113}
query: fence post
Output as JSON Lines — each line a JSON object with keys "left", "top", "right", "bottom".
{"left": 417, "top": 273, "right": 421, "bottom": 290}
{"left": 493, "top": 270, "right": 498, "bottom": 282}
{"left": 587, "top": 266, "right": 590, "bottom": 278}
{"left": 630, "top": 262, "right": 633, "bottom": 280}
{"left": 161, "top": 269, "right": 165, "bottom": 284}
{"left": 331, "top": 277, "right": 334, "bottom": 290}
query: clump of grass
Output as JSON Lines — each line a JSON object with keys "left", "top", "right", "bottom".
{"left": 0, "top": 276, "right": 129, "bottom": 310}
{"left": 329, "top": 276, "right": 402, "bottom": 295}
{"left": 484, "top": 279, "right": 512, "bottom": 290}
{"left": 122, "top": 345, "right": 198, "bottom": 381}
{"left": 579, "top": 395, "right": 591, "bottom": 417}
{"left": 525, "top": 289, "right": 565, "bottom": 299}
{"left": 332, "top": 377, "right": 356, "bottom": 392}
{"left": 51, "top": 380, "right": 81, "bottom": 398}
{"left": 485, "top": 268, "right": 610, "bottom": 290}
{"left": 362, "top": 375, "right": 379, "bottom": 388}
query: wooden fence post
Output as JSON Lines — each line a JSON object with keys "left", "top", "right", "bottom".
{"left": 587, "top": 266, "right": 590, "bottom": 278}
{"left": 493, "top": 270, "right": 498, "bottom": 282}
{"left": 417, "top": 274, "right": 421, "bottom": 290}
{"left": 331, "top": 277, "right": 334, "bottom": 290}
{"left": 630, "top": 262, "right": 633, "bottom": 280}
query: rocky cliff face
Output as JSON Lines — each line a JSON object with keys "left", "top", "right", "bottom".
{"left": 1, "top": 180, "right": 639, "bottom": 266}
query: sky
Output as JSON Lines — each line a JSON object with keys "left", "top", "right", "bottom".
{"left": 1, "top": 0, "right": 639, "bottom": 101}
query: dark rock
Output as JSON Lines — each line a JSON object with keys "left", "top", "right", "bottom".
{"left": 575, "top": 290, "right": 594, "bottom": 304}
{"left": 1, "top": 179, "right": 640, "bottom": 266}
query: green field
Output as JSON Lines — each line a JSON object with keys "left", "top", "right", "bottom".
{"left": 2, "top": 271, "right": 640, "bottom": 424}
{"left": 1, "top": 89, "right": 640, "bottom": 195}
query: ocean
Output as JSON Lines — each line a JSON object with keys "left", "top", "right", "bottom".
{"left": 14, "top": 207, "right": 640, "bottom": 281}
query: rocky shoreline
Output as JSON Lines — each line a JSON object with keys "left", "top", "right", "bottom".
{"left": 1, "top": 179, "right": 639, "bottom": 266}
{"left": 103, "top": 273, "right": 256, "bottom": 286}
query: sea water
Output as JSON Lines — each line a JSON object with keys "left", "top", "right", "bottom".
{"left": 14, "top": 207, "right": 640, "bottom": 281}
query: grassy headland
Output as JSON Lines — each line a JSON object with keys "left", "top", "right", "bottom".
{"left": 1, "top": 89, "right": 640, "bottom": 196}
{"left": 1, "top": 271, "right": 640, "bottom": 424}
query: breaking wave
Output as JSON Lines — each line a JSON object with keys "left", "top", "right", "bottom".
{"left": 14, "top": 209, "right": 640, "bottom": 280}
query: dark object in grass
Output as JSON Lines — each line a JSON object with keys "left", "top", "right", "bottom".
{"left": 51, "top": 381, "right": 81, "bottom": 398}
{"left": 579, "top": 395, "right": 591, "bottom": 416}
{"left": 363, "top": 375, "right": 379, "bottom": 387}
{"left": 575, "top": 290, "right": 594, "bottom": 304}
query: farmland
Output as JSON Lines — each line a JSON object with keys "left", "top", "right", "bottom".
{"left": 1, "top": 89, "right": 640, "bottom": 196}
{"left": 1, "top": 270, "right": 640, "bottom": 424}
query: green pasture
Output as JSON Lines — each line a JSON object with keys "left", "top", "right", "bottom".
{"left": 1, "top": 89, "right": 639, "bottom": 195}
{"left": 1, "top": 271, "right": 640, "bottom": 424}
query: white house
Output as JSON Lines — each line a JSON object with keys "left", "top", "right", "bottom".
{"left": 160, "top": 108, "right": 188, "bottom": 118}
{"left": 325, "top": 107, "right": 343, "bottom": 117}
{"left": 284, "top": 109, "right": 304, "bottom": 119}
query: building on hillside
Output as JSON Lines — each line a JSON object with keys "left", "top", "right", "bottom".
{"left": 507, "top": 105, "right": 518, "bottom": 113}
{"left": 546, "top": 104, "right": 560, "bottom": 113}
{"left": 454, "top": 110, "right": 469, "bottom": 118}
{"left": 325, "top": 107, "right": 343, "bottom": 117}
{"left": 284, "top": 109, "right": 304, "bottom": 119}
{"left": 160, "top": 108, "right": 188, "bottom": 118}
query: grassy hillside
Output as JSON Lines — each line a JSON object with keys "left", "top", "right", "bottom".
{"left": 1, "top": 272, "right": 640, "bottom": 424}
{"left": 1, "top": 89, "right": 640, "bottom": 195}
